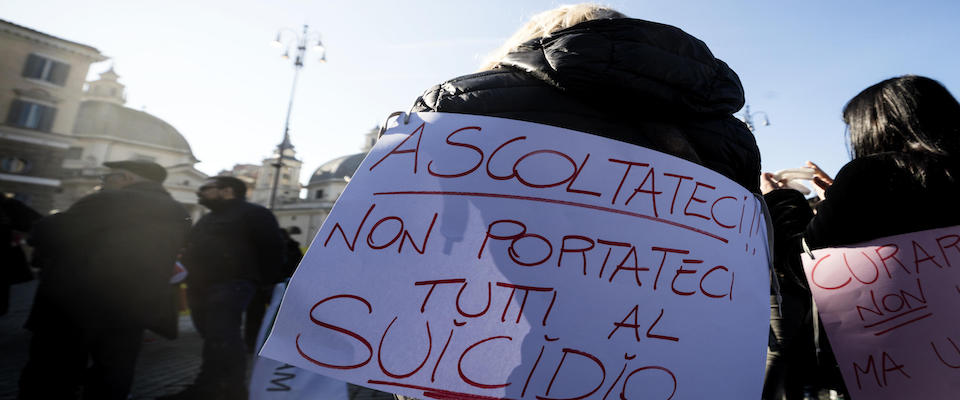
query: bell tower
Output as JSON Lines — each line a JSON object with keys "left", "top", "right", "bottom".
{"left": 83, "top": 65, "right": 126, "bottom": 105}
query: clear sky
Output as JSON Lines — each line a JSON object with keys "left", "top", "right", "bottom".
{"left": 4, "top": 0, "right": 959, "bottom": 186}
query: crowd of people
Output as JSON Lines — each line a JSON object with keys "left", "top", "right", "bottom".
{"left": 3, "top": 3, "right": 958, "bottom": 400}
{"left": 8, "top": 167, "right": 300, "bottom": 400}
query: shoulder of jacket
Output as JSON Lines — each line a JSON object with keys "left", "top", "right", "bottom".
{"left": 833, "top": 153, "right": 901, "bottom": 180}
{"left": 413, "top": 68, "right": 549, "bottom": 112}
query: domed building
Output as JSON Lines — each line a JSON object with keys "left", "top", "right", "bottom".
{"left": 56, "top": 67, "right": 208, "bottom": 219}
{"left": 306, "top": 152, "right": 366, "bottom": 202}
{"left": 269, "top": 128, "right": 378, "bottom": 245}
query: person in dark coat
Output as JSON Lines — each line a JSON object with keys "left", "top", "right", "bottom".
{"left": 243, "top": 227, "right": 302, "bottom": 352}
{"left": 761, "top": 75, "right": 960, "bottom": 398}
{"left": 279, "top": 228, "right": 304, "bottom": 279}
{"left": 18, "top": 160, "right": 190, "bottom": 400}
{"left": 162, "top": 176, "right": 284, "bottom": 400}
{"left": 410, "top": 4, "right": 760, "bottom": 192}
{"left": 0, "top": 196, "right": 41, "bottom": 316}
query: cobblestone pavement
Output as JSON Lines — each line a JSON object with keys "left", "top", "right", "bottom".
{"left": 0, "top": 281, "right": 33, "bottom": 400}
{"left": 128, "top": 318, "right": 204, "bottom": 399}
{"left": 0, "top": 281, "right": 397, "bottom": 400}
{"left": 0, "top": 281, "right": 202, "bottom": 400}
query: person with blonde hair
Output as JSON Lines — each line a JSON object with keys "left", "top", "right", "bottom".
{"left": 396, "top": 7, "right": 760, "bottom": 400}
{"left": 412, "top": 3, "right": 760, "bottom": 191}
{"left": 478, "top": 4, "right": 626, "bottom": 71}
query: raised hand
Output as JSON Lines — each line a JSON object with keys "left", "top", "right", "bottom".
{"left": 805, "top": 161, "right": 833, "bottom": 200}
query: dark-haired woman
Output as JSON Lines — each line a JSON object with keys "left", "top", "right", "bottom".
{"left": 761, "top": 75, "right": 960, "bottom": 398}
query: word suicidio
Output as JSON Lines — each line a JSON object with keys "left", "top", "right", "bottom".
{"left": 369, "top": 123, "right": 762, "bottom": 236}
{"left": 296, "top": 291, "right": 680, "bottom": 400}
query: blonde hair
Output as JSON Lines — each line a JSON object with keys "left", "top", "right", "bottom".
{"left": 479, "top": 3, "right": 626, "bottom": 71}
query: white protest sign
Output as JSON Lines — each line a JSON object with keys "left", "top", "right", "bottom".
{"left": 801, "top": 225, "right": 960, "bottom": 400}
{"left": 251, "top": 283, "right": 349, "bottom": 400}
{"left": 261, "top": 112, "right": 770, "bottom": 399}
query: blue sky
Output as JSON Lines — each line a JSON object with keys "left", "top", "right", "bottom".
{"left": 4, "top": 0, "right": 959, "bottom": 187}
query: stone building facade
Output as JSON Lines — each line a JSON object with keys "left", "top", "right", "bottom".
{"left": 1, "top": 19, "right": 207, "bottom": 219}
{"left": 0, "top": 19, "right": 105, "bottom": 212}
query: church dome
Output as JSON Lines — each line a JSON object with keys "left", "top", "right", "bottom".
{"left": 73, "top": 100, "right": 195, "bottom": 157}
{"left": 309, "top": 152, "right": 367, "bottom": 185}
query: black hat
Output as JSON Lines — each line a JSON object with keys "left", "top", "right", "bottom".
{"left": 103, "top": 160, "right": 167, "bottom": 183}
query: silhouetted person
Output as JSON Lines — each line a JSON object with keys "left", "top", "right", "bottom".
{"left": 0, "top": 195, "right": 41, "bottom": 316}
{"left": 244, "top": 227, "right": 302, "bottom": 352}
{"left": 279, "top": 228, "right": 304, "bottom": 279}
{"left": 19, "top": 160, "right": 190, "bottom": 400}
{"left": 161, "top": 176, "right": 284, "bottom": 400}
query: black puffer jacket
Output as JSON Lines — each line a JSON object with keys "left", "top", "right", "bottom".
{"left": 805, "top": 153, "right": 960, "bottom": 247}
{"left": 412, "top": 18, "right": 760, "bottom": 192}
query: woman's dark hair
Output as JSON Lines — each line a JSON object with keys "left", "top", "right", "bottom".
{"left": 844, "top": 75, "right": 960, "bottom": 159}
{"left": 843, "top": 75, "right": 960, "bottom": 182}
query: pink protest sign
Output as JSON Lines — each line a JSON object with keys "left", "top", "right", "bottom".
{"left": 802, "top": 226, "right": 960, "bottom": 399}
{"left": 261, "top": 113, "right": 770, "bottom": 399}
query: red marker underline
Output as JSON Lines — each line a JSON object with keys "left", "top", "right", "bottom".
{"left": 862, "top": 305, "right": 929, "bottom": 329}
{"left": 373, "top": 190, "right": 728, "bottom": 243}
{"left": 872, "top": 312, "right": 935, "bottom": 336}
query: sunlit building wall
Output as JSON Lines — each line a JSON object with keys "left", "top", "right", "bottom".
{"left": 0, "top": 19, "right": 105, "bottom": 212}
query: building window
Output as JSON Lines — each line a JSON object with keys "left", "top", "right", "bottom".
{"left": 5, "top": 100, "right": 56, "bottom": 131}
{"left": 22, "top": 54, "right": 71, "bottom": 86}
{"left": 314, "top": 189, "right": 324, "bottom": 199}
{"left": 0, "top": 157, "right": 32, "bottom": 174}
{"left": 66, "top": 147, "right": 83, "bottom": 159}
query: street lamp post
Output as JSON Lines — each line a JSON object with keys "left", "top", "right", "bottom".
{"left": 739, "top": 103, "right": 770, "bottom": 133}
{"left": 268, "top": 24, "right": 326, "bottom": 210}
